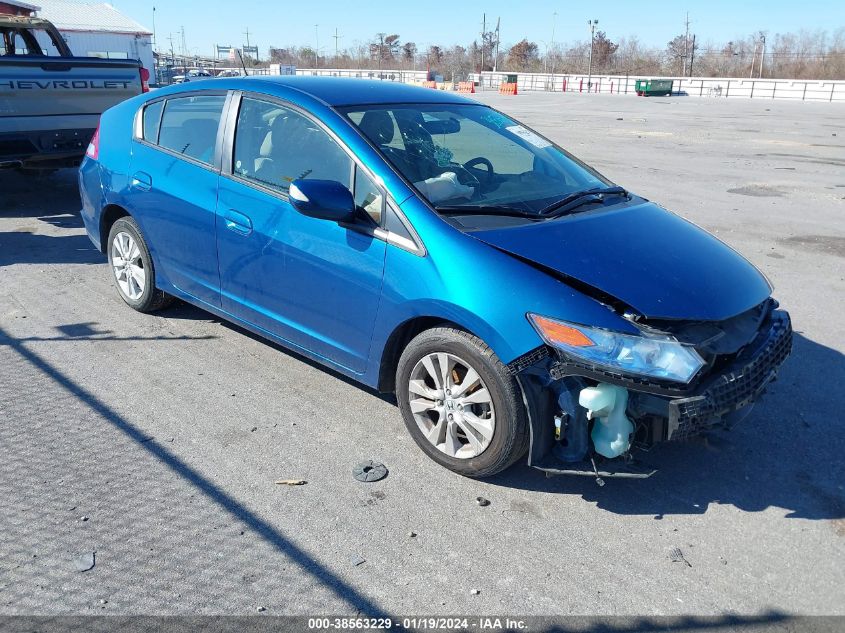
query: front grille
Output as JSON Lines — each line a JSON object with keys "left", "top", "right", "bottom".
{"left": 668, "top": 311, "right": 792, "bottom": 440}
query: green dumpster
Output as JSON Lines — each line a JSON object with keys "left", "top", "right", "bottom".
{"left": 634, "top": 79, "right": 673, "bottom": 96}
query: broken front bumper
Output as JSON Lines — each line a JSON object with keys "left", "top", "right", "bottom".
{"left": 515, "top": 309, "right": 793, "bottom": 477}
{"left": 667, "top": 310, "right": 792, "bottom": 440}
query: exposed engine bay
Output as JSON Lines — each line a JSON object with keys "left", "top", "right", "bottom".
{"left": 511, "top": 299, "right": 793, "bottom": 482}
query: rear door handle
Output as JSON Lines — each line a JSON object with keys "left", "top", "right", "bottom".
{"left": 223, "top": 209, "right": 253, "bottom": 236}
{"left": 130, "top": 171, "right": 152, "bottom": 191}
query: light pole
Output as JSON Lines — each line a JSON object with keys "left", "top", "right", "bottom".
{"left": 541, "top": 40, "right": 550, "bottom": 74}
{"left": 314, "top": 24, "right": 319, "bottom": 68}
{"left": 587, "top": 19, "right": 598, "bottom": 92}
{"left": 758, "top": 33, "right": 766, "bottom": 78}
{"left": 333, "top": 28, "right": 342, "bottom": 64}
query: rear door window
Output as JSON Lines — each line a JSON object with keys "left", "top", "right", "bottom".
{"left": 157, "top": 95, "right": 226, "bottom": 165}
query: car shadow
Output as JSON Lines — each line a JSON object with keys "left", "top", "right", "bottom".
{"left": 0, "top": 168, "right": 80, "bottom": 216}
{"left": 159, "top": 297, "right": 845, "bottom": 523}
{"left": 0, "top": 169, "right": 103, "bottom": 267}
{"left": 156, "top": 300, "right": 398, "bottom": 405}
{"left": 0, "top": 229, "right": 103, "bottom": 267}
{"left": 486, "top": 332, "right": 845, "bottom": 521}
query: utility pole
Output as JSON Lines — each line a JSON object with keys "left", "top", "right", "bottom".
{"left": 493, "top": 17, "right": 500, "bottom": 73}
{"left": 332, "top": 28, "right": 342, "bottom": 63}
{"left": 758, "top": 33, "right": 766, "bottom": 78}
{"left": 587, "top": 19, "right": 598, "bottom": 92}
{"left": 480, "top": 13, "right": 485, "bottom": 73}
{"left": 378, "top": 33, "right": 384, "bottom": 75}
{"left": 682, "top": 12, "right": 690, "bottom": 76}
{"left": 180, "top": 25, "right": 186, "bottom": 61}
{"left": 749, "top": 39, "right": 757, "bottom": 78}
{"left": 550, "top": 11, "right": 557, "bottom": 75}
{"left": 314, "top": 24, "right": 319, "bottom": 68}
{"left": 689, "top": 34, "right": 696, "bottom": 77}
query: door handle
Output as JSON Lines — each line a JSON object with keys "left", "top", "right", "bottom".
{"left": 130, "top": 171, "right": 152, "bottom": 191}
{"left": 223, "top": 209, "right": 253, "bottom": 236}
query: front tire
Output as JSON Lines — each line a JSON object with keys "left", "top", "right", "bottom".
{"left": 396, "top": 327, "right": 529, "bottom": 477}
{"left": 107, "top": 216, "right": 172, "bottom": 313}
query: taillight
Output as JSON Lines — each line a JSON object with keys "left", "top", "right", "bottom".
{"left": 86, "top": 124, "right": 100, "bottom": 160}
{"left": 139, "top": 67, "right": 150, "bottom": 93}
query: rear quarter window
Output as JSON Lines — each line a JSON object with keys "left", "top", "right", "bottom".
{"left": 157, "top": 95, "right": 226, "bottom": 165}
{"left": 142, "top": 100, "right": 164, "bottom": 143}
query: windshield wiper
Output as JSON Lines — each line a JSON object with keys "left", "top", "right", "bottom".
{"left": 435, "top": 205, "right": 539, "bottom": 219}
{"left": 539, "top": 186, "right": 628, "bottom": 217}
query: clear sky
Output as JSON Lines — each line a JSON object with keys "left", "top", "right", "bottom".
{"left": 110, "top": 0, "right": 845, "bottom": 57}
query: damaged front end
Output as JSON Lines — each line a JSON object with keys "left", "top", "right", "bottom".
{"left": 510, "top": 299, "right": 793, "bottom": 481}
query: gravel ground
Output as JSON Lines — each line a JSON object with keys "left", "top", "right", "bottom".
{"left": 1, "top": 91, "right": 843, "bottom": 617}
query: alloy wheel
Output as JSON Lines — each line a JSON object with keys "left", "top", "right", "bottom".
{"left": 111, "top": 231, "right": 146, "bottom": 301}
{"left": 408, "top": 352, "right": 496, "bottom": 459}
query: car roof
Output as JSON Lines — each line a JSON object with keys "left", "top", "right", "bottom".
{"left": 164, "top": 76, "right": 478, "bottom": 107}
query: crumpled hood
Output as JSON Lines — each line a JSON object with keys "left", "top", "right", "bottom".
{"left": 471, "top": 201, "right": 772, "bottom": 321}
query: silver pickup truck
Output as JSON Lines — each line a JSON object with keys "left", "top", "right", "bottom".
{"left": 0, "top": 15, "right": 147, "bottom": 171}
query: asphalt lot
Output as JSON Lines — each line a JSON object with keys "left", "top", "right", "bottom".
{"left": 1, "top": 91, "right": 844, "bottom": 617}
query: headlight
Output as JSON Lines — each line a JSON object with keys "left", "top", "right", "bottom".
{"left": 528, "top": 314, "right": 705, "bottom": 384}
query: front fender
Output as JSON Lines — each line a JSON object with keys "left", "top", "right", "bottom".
{"left": 363, "top": 198, "right": 639, "bottom": 388}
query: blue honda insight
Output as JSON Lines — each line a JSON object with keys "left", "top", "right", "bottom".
{"left": 79, "top": 77, "right": 792, "bottom": 479}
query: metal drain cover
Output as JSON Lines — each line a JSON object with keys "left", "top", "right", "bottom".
{"left": 353, "top": 460, "right": 388, "bottom": 482}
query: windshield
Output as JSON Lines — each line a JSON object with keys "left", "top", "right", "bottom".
{"left": 340, "top": 103, "right": 611, "bottom": 215}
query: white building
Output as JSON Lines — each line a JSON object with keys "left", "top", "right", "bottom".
{"left": 3, "top": 0, "right": 154, "bottom": 74}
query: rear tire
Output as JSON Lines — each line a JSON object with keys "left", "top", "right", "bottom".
{"left": 107, "top": 216, "right": 173, "bottom": 313}
{"left": 396, "top": 327, "right": 529, "bottom": 477}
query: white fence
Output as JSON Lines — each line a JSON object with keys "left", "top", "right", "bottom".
{"left": 472, "top": 72, "right": 845, "bottom": 103}
{"left": 293, "top": 68, "right": 428, "bottom": 83}
{"left": 286, "top": 68, "right": 845, "bottom": 103}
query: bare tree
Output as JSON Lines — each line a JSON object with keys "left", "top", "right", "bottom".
{"left": 427, "top": 45, "right": 443, "bottom": 67}
{"left": 443, "top": 45, "right": 471, "bottom": 80}
{"left": 507, "top": 39, "right": 539, "bottom": 71}
{"left": 666, "top": 35, "right": 687, "bottom": 74}
{"left": 591, "top": 31, "right": 619, "bottom": 70}
{"left": 402, "top": 41, "right": 417, "bottom": 68}
{"left": 270, "top": 26, "right": 844, "bottom": 79}
{"left": 370, "top": 33, "right": 401, "bottom": 64}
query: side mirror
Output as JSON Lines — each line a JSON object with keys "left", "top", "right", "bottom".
{"left": 288, "top": 179, "right": 355, "bottom": 223}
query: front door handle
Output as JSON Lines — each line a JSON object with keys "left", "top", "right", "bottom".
{"left": 223, "top": 209, "right": 253, "bottom": 236}
{"left": 130, "top": 171, "right": 152, "bottom": 191}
